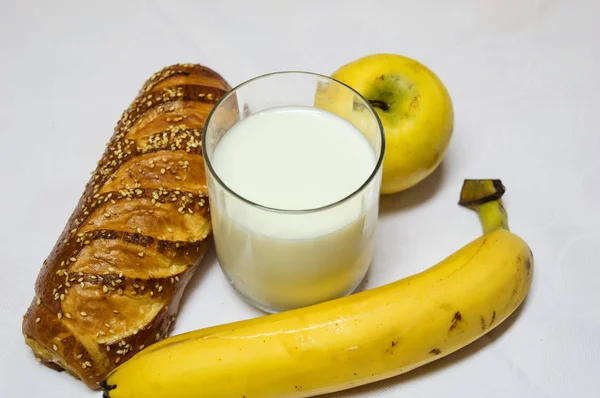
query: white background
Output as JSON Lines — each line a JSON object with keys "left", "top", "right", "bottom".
{"left": 1, "top": 0, "right": 599, "bottom": 397}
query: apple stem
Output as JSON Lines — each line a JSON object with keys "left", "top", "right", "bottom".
{"left": 368, "top": 100, "right": 389, "bottom": 111}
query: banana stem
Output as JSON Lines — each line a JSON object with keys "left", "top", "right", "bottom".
{"left": 459, "top": 179, "right": 509, "bottom": 233}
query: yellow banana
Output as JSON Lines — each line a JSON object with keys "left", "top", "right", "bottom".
{"left": 102, "top": 180, "right": 533, "bottom": 398}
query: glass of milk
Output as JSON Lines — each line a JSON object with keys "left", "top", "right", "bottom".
{"left": 202, "top": 71, "right": 385, "bottom": 313}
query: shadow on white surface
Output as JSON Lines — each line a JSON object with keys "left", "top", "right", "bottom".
{"left": 324, "top": 298, "right": 529, "bottom": 397}
{"left": 352, "top": 268, "right": 372, "bottom": 294}
{"left": 379, "top": 161, "right": 448, "bottom": 217}
{"left": 176, "top": 239, "right": 219, "bottom": 317}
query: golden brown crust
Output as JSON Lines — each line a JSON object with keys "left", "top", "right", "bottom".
{"left": 22, "top": 64, "right": 230, "bottom": 389}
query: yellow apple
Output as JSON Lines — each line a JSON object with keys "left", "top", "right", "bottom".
{"left": 331, "top": 54, "right": 454, "bottom": 194}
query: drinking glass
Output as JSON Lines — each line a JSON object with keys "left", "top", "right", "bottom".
{"left": 202, "top": 71, "right": 385, "bottom": 313}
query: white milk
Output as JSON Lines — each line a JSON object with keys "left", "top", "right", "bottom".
{"left": 210, "top": 106, "right": 379, "bottom": 311}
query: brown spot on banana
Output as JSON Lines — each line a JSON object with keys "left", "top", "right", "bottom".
{"left": 387, "top": 338, "right": 400, "bottom": 354}
{"left": 429, "top": 348, "right": 441, "bottom": 355}
{"left": 449, "top": 311, "right": 462, "bottom": 332}
{"left": 525, "top": 257, "right": 532, "bottom": 273}
{"left": 480, "top": 315, "right": 487, "bottom": 331}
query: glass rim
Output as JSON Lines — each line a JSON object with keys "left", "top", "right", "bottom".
{"left": 201, "top": 70, "right": 386, "bottom": 214}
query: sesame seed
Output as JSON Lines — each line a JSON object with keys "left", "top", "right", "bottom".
{"left": 85, "top": 361, "right": 92, "bottom": 367}
{"left": 102, "top": 285, "right": 108, "bottom": 293}
{"left": 158, "top": 286, "right": 163, "bottom": 292}
{"left": 115, "top": 358, "right": 120, "bottom": 364}
{"left": 57, "top": 312, "right": 62, "bottom": 319}
{"left": 70, "top": 257, "right": 77, "bottom": 262}
{"left": 81, "top": 363, "right": 87, "bottom": 369}
{"left": 76, "top": 354, "right": 82, "bottom": 359}
{"left": 60, "top": 294, "right": 65, "bottom": 301}
{"left": 139, "top": 345, "right": 145, "bottom": 350}
{"left": 80, "top": 282, "right": 85, "bottom": 288}
{"left": 118, "top": 289, "right": 123, "bottom": 295}
{"left": 136, "top": 227, "right": 142, "bottom": 234}
{"left": 106, "top": 346, "right": 110, "bottom": 352}
{"left": 36, "top": 297, "right": 41, "bottom": 305}
{"left": 80, "top": 312, "right": 87, "bottom": 317}
{"left": 65, "top": 313, "right": 72, "bottom": 319}
{"left": 138, "top": 252, "right": 144, "bottom": 257}
{"left": 156, "top": 333, "right": 160, "bottom": 341}
{"left": 53, "top": 344, "right": 58, "bottom": 352}
{"left": 99, "top": 331, "right": 106, "bottom": 336}
{"left": 35, "top": 318, "right": 41, "bottom": 323}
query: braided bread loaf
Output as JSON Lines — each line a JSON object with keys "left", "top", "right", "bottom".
{"left": 22, "top": 64, "right": 231, "bottom": 389}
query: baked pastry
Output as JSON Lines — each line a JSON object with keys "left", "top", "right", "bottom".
{"left": 22, "top": 63, "right": 231, "bottom": 389}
